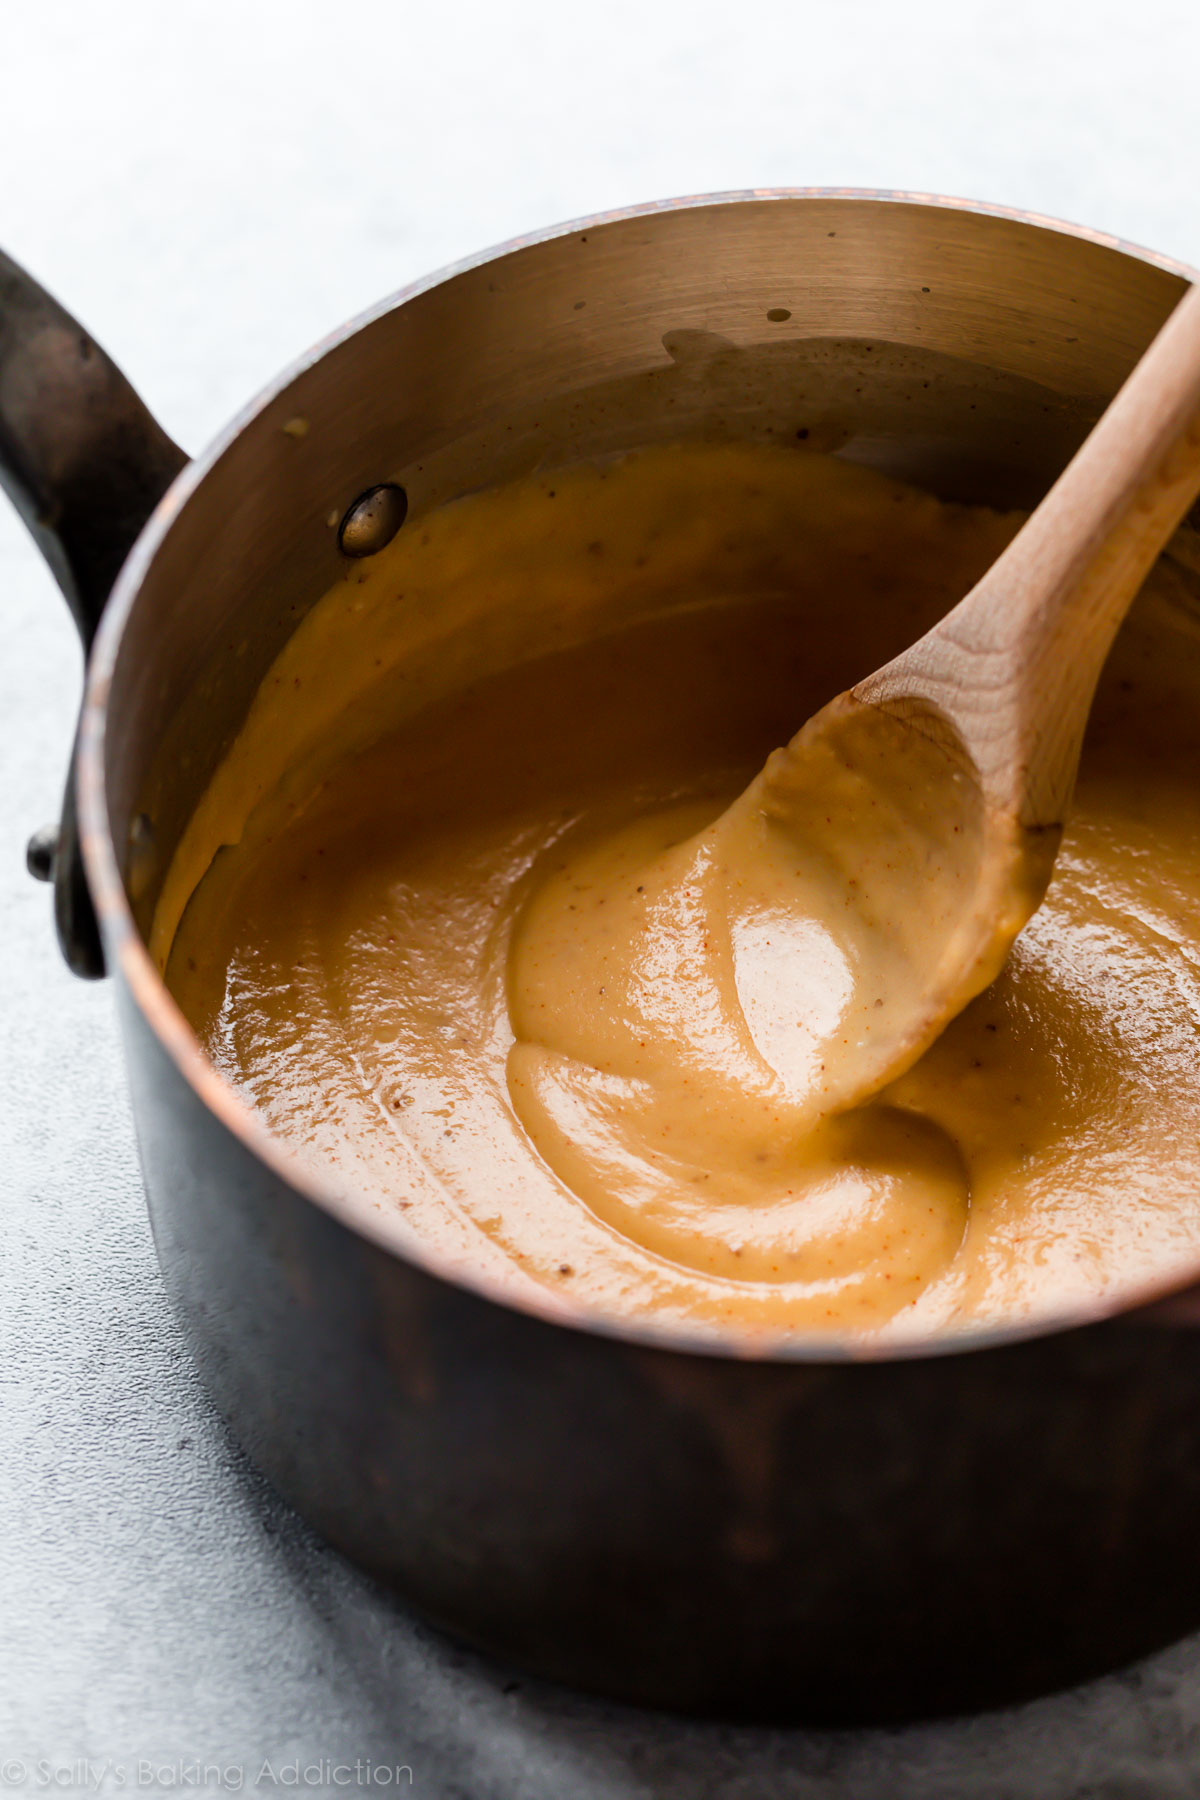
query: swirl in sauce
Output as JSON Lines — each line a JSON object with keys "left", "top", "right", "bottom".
{"left": 155, "top": 443, "right": 1200, "bottom": 1339}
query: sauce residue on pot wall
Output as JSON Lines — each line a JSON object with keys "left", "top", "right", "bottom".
{"left": 153, "top": 443, "right": 1200, "bottom": 1339}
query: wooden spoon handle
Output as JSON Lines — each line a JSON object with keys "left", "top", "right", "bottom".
{"left": 861, "top": 278, "right": 1200, "bottom": 825}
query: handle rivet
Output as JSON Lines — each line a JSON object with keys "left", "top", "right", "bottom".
{"left": 26, "top": 824, "right": 58, "bottom": 883}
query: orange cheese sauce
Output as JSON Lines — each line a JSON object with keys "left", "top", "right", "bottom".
{"left": 154, "top": 444, "right": 1200, "bottom": 1339}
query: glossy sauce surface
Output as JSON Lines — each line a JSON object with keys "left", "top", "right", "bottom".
{"left": 155, "top": 444, "right": 1200, "bottom": 1339}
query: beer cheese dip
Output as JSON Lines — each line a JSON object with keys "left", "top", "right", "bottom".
{"left": 152, "top": 443, "right": 1200, "bottom": 1339}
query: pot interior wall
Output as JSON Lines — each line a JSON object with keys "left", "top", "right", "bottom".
{"left": 102, "top": 195, "right": 1196, "bottom": 938}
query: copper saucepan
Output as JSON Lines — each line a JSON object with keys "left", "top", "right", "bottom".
{"left": 6, "top": 190, "right": 1200, "bottom": 1723}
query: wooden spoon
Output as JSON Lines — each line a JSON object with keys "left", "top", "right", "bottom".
{"left": 748, "top": 276, "right": 1200, "bottom": 1112}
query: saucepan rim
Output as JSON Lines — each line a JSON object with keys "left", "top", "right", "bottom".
{"left": 76, "top": 184, "right": 1200, "bottom": 1367}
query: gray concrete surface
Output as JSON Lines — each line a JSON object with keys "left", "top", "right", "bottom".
{"left": 4, "top": 2, "right": 1200, "bottom": 1793}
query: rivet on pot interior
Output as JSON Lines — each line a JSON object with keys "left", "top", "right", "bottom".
{"left": 339, "top": 484, "right": 408, "bottom": 558}
{"left": 126, "top": 812, "right": 157, "bottom": 902}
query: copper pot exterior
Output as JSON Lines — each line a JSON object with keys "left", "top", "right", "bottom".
{"left": 117, "top": 976, "right": 1200, "bottom": 1721}
{"left": 65, "top": 193, "right": 1200, "bottom": 1719}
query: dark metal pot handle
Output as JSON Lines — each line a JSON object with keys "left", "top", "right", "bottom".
{"left": 0, "top": 249, "right": 187, "bottom": 977}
